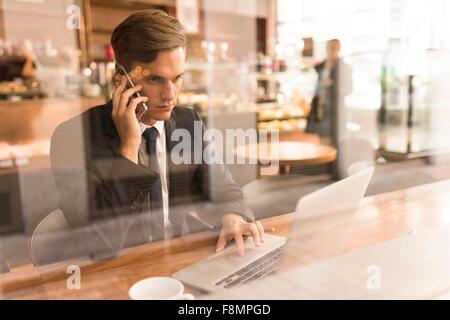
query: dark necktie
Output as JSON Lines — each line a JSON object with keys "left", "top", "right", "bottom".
{"left": 142, "top": 127, "right": 164, "bottom": 241}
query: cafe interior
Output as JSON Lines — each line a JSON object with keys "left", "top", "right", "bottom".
{"left": 1, "top": 0, "right": 450, "bottom": 300}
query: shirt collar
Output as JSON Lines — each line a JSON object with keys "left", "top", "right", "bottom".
{"left": 139, "top": 120, "right": 165, "bottom": 136}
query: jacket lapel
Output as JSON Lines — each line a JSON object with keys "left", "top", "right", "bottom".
{"left": 164, "top": 114, "right": 178, "bottom": 193}
{"left": 102, "top": 100, "right": 122, "bottom": 155}
{"left": 165, "top": 114, "right": 188, "bottom": 235}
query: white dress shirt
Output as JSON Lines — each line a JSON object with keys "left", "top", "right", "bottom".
{"left": 139, "top": 121, "right": 173, "bottom": 240}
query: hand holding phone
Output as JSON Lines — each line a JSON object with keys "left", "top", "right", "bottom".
{"left": 117, "top": 66, "right": 148, "bottom": 121}
{"left": 111, "top": 66, "right": 149, "bottom": 164}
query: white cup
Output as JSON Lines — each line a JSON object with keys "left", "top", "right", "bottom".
{"left": 128, "top": 277, "right": 195, "bottom": 300}
{"left": 81, "top": 83, "right": 101, "bottom": 98}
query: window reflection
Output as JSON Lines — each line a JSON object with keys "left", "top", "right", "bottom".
{"left": 1, "top": 0, "right": 450, "bottom": 300}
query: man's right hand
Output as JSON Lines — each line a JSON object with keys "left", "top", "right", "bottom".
{"left": 112, "top": 75, "right": 148, "bottom": 164}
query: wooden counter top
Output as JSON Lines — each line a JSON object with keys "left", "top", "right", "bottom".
{"left": 2, "top": 179, "right": 450, "bottom": 299}
{"left": 0, "top": 97, "right": 105, "bottom": 144}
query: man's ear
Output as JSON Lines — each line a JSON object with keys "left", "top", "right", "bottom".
{"left": 112, "top": 64, "right": 124, "bottom": 86}
{"left": 115, "top": 63, "right": 124, "bottom": 73}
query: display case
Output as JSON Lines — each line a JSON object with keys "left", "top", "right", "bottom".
{"left": 342, "top": 51, "right": 382, "bottom": 148}
{"left": 178, "top": 61, "right": 256, "bottom": 117}
{"left": 254, "top": 67, "right": 317, "bottom": 134}
{"left": 178, "top": 61, "right": 318, "bottom": 138}
{"left": 378, "top": 49, "right": 450, "bottom": 160}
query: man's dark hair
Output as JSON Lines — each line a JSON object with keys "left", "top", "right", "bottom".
{"left": 111, "top": 9, "right": 186, "bottom": 70}
{"left": 327, "top": 38, "right": 341, "bottom": 48}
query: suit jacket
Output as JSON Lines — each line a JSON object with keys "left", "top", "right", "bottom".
{"left": 305, "top": 60, "right": 338, "bottom": 142}
{"left": 50, "top": 100, "right": 254, "bottom": 253}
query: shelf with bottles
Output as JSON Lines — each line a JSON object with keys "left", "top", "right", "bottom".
{"left": 255, "top": 65, "right": 317, "bottom": 105}
{"left": 253, "top": 51, "right": 317, "bottom": 80}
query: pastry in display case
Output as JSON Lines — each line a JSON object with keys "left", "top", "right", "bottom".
{"left": 0, "top": 140, "right": 50, "bottom": 169}
{"left": 255, "top": 60, "right": 316, "bottom": 134}
{"left": 179, "top": 91, "right": 251, "bottom": 118}
{"left": 258, "top": 118, "right": 307, "bottom": 132}
{"left": 258, "top": 103, "right": 306, "bottom": 121}
{"left": 177, "top": 91, "right": 210, "bottom": 117}
{"left": 256, "top": 88, "right": 311, "bottom": 133}
{"left": 179, "top": 60, "right": 255, "bottom": 117}
{"left": 0, "top": 80, "right": 45, "bottom": 100}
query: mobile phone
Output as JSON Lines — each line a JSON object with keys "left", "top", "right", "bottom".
{"left": 117, "top": 66, "right": 148, "bottom": 121}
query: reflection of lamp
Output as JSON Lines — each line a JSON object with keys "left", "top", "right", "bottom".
{"left": 201, "top": 41, "right": 216, "bottom": 63}
{"left": 219, "top": 42, "right": 229, "bottom": 61}
{"left": 207, "top": 42, "right": 216, "bottom": 63}
{"left": 45, "top": 39, "right": 58, "bottom": 57}
{"left": 176, "top": 0, "right": 199, "bottom": 34}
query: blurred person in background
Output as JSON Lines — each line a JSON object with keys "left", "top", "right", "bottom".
{"left": 306, "top": 39, "right": 353, "bottom": 179}
{"left": 306, "top": 39, "right": 342, "bottom": 146}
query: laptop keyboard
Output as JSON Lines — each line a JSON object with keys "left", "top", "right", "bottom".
{"left": 215, "top": 245, "right": 284, "bottom": 289}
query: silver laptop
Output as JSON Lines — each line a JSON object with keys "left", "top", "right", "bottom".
{"left": 172, "top": 167, "right": 374, "bottom": 293}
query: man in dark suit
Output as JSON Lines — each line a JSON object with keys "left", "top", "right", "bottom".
{"left": 50, "top": 10, "right": 266, "bottom": 258}
{"left": 306, "top": 39, "right": 341, "bottom": 146}
{"left": 306, "top": 39, "right": 353, "bottom": 179}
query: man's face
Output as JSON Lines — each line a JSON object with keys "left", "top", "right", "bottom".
{"left": 326, "top": 41, "right": 340, "bottom": 61}
{"left": 129, "top": 47, "right": 185, "bottom": 122}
